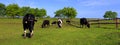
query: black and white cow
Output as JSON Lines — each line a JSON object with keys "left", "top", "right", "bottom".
{"left": 41, "top": 20, "right": 50, "bottom": 28}
{"left": 57, "top": 18, "right": 63, "bottom": 28}
{"left": 80, "top": 18, "right": 90, "bottom": 28}
{"left": 23, "top": 13, "right": 37, "bottom": 38}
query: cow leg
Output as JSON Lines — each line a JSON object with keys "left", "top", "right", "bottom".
{"left": 80, "top": 25, "right": 83, "bottom": 28}
{"left": 58, "top": 24, "right": 60, "bottom": 28}
{"left": 58, "top": 23, "right": 61, "bottom": 28}
{"left": 42, "top": 24, "right": 45, "bottom": 28}
{"left": 29, "top": 29, "right": 33, "bottom": 38}
{"left": 85, "top": 25, "right": 87, "bottom": 28}
{"left": 59, "top": 23, "right": 62, "bottom": 28}
{"left": 81, "top": 24, "right": 83, "bottom": 28}
{"left": 82, "top": 25, "right": 84, "bottom": 28}
{"left": 24, "top": 30, "right": 26, "bottom": 38}
{"left": 31, "top": 31, "right": 33, "bottom": 36}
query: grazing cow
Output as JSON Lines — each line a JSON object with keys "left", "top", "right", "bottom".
{"left": 80, "top": 18, "right": 90, "bottom": 28}
{"left": 66, "top": 20, "right": 70, "bottom": 24}
{"left": 66, "top": 19, "right": 71, "bottom": 24}
{"left": 51, "top": 21, "right": 57, "bottom": 25}
{"left": 23, "top": 13, "right": 37, "bottom": 38}
{"left": 57, "top": 18, "right": 63, "bottom": 28}
{"left": 41, "top": 20, "right": 50, "bottom": 28}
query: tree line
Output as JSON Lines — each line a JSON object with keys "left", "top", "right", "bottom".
{"left": 0, "top": 3, "right": 48, "bottom": 18}
{"left": 0, "top": 3, "right": 118, "bottom": 19}
{"left": 0, "top": 3, "right": 78, "bottom": 19}
{"left": 104, "top": 11, "right": 118, "bottom": 19}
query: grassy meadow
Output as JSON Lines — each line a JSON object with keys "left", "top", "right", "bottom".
{"left": 0, "top": 18, "right": 120, "bottom": 45}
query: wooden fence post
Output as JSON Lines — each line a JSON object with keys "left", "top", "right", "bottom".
{"left": 98, "top": 19, "right": 100, "bottom": 28}
{"left": 115, "top": 18, "right": 118, "bottom": 29}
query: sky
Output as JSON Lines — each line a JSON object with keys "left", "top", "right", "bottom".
{"left": 0, "top": 0, "right": 120, "bottom": 18}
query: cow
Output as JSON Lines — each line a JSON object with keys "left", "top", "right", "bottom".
{"left": 80, "top": 18, "right": 90, "bottom": 28}
{"left": 66, "top": 19, "right": 71, "bottom": 24}
{"left": 41, "top": 20, "right": 50, "bottom": 28}
{"left": 66, "top": 20, "right": 70, "bottom": 24}
{"left": 57, "top": 18, "right": 63, "bottom": 28}
{"left": 23, "top": 13, "right": 37, "bottom": 38}
{"left": 51, "top": 21, "right": 57, "bottom": 25}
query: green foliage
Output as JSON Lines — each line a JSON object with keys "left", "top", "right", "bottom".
{"left": 45, "top": 15, "right": 51, "bottom": 18}
{"left": 28, "top": 8, "right": 36, "bottom": 15}
{"left": 34, "top": 8, "right": 40, "bottom": 17}
{"left": 18, "top": 6, "right": 30, "bottom": 16}
{"left": 0, "top": 3, "right": 47, "bottom": 18}
{"left": 54, "top": 9, "right": 64, "bottom": 18}
{"left": 103, "top": 11, "right": 118, "bottom": 19}
{"left": 54, "top": 7, "right": 77, "bottom": 18}
{"left": 63, "top": 7, "right": 77, "bottom": 18}
{"left": 36, "top": 8, "right": 47, "bottom": 18}
{"left": 18, "top": 7, "right": 47, "bottom": 18}
{"left": 0, "top": 3, "right": 6, "bottom": 16}
{"left": 6, "top": 4, "right": 19, "bottom": 18}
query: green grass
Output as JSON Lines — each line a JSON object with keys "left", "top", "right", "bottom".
{"left": 0, "top": 19, "right": 120, "bottom": 45}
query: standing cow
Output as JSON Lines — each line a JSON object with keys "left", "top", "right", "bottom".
{"left": 23, "top": 13, "right": 37, "bottom": 38}
{"left": 80, "top": 18, "right": 90, "bottom": 28}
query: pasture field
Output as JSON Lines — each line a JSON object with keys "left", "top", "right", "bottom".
{"left": 0, "top": 18, "right": 120, "bottom": 45}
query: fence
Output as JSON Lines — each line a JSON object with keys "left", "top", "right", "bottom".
{"left": 89, "top": 18, "right": 120, "bottom": 29}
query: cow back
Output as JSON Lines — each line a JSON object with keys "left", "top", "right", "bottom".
{"left": 80, "top": 18, "right": 87, "bottom": 24}
{"left": 23, "top": 14, "right": 36, "bottom": 30}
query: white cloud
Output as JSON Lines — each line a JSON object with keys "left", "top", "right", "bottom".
{"left": 52, "top": 0, "right": 69, "bottom": 2}
{"left": 79, "top": 0, "right": 120, "bottom": 7}
{"left": 12, "top": 0, "right": 38, "bottom": 8}
{"left": 80, "top": 0, "right": 109, "bottom": 6}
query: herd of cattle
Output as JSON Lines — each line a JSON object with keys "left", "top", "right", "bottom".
{"left": 22, "top": 13, "right": 90, "bottom": 38}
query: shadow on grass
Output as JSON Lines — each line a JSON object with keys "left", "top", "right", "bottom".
{"left": 21, "top": 33, "right": 32, "bottom": 38}
{"left": 100, "top": 27, "right": 115, "bottom": 29}
{"left": 96, "top": 32, "right": 120, "bottom": 45}
{"left": 118, "top": 42, "right": 120, "bottom": 45}
{"left": 118, "top": 28, "right": 120, "bottom": 30}
{"left": 67, "top": 23, "right": 80, "bottom": 28}
{"left": 93, "top": 26, "right": 120, "bottom": 30}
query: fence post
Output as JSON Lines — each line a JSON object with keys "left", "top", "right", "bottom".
{"left": 98, "top": 19, "right": 100, "bottom": 28}
{"left": 115, "top": 18, "right": 118, "bottom": 29}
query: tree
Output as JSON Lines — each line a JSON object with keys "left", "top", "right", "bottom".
{"left": 34, "top": 8, "right": 43, "bottom": 17}
{"left": 54, "top": 7, "right": 77, "bottom": 18}
{"left": 6, "top": 4, "right": 19, "bottom": 18}
{"left": 34, "top": 8, "right": 39, "bottom": 16}
{"left": 28, "top": 8, "right": 36, "bottom": 15}
{"left": 63, "top": 7, "right": 77, "bottom": 18}
{"left": 36, "top": 8, "right": 47, "bottom": 18}
{"left": 103, "top": 11, "right": 118, "bottom": 19}
{"left": 0, "top": 3, "right": 48, "bottom": 18}
{"left": 0, "top": 3, "right": 6, "bottom": 16}
{"left": 18, "top": 7, "right": 47, "bottom": 18}
{"left": 18, "top": 6, "right": 30, "bottom": 16}
{"left": 45, "top": 15, "right": 50, "bottom": 18}
{"left": 54, "top": 9, "right": 64, "bottom": 18}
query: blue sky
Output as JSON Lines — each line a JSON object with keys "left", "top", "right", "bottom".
{"left": 0, "top": 0, "right": 120, "bottom": 18}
